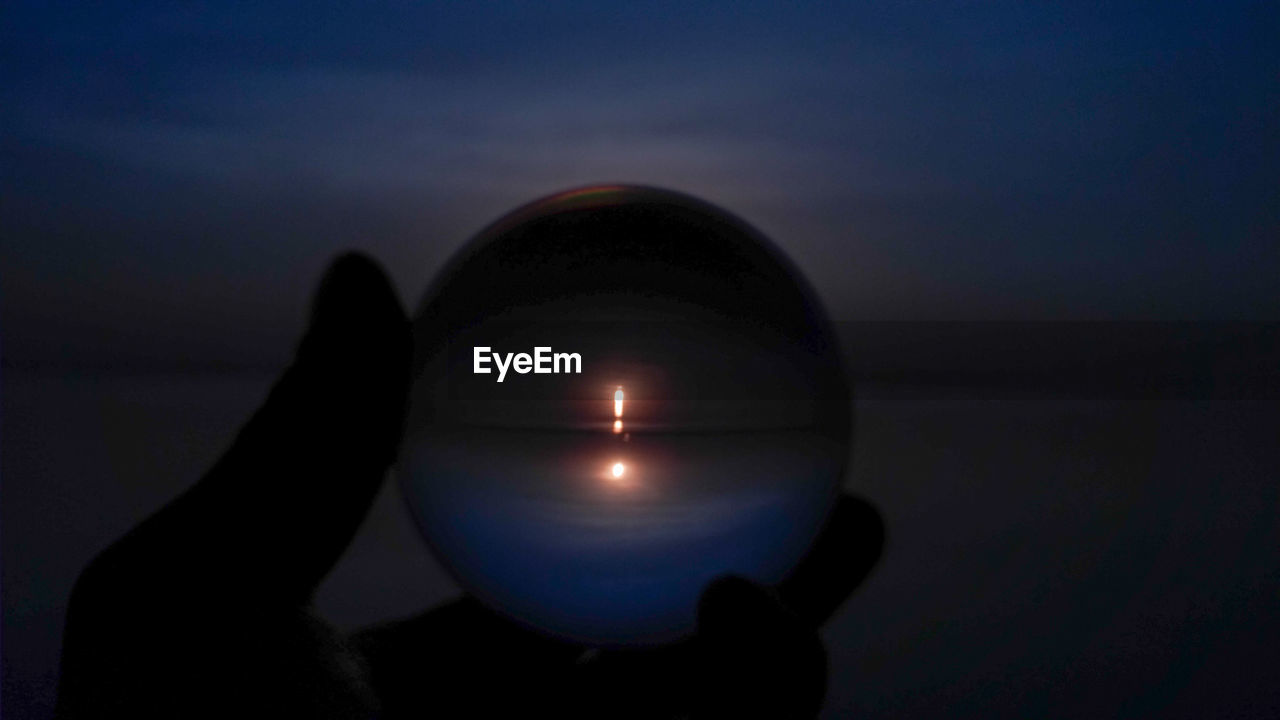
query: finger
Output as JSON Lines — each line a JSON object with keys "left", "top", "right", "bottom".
{"left": 351, "top": 598, "right": 584, "bottom": 715}
{"left": 776, "top": 494, "right": 885, "bottom": 627}
{"left": 82, "top": 252, "right": 411, "bottom": 606}
{"left": 693, "top": 576, "right": 826, "bottom": 718}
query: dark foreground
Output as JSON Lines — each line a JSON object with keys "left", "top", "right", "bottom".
{"left": 4, "top": 324, "right": 1278, "bottom": 717}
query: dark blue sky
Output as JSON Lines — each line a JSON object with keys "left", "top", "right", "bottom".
{"left": 3, "top": 2, "right": 1277, "bottom": 367}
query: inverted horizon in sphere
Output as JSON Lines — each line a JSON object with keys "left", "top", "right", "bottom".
{"left": 401, "top": 185, "right": 849, "bottom": 644}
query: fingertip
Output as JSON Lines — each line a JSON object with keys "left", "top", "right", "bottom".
{"left": 304, "top": 251, "right": 409, "bottom": 366}
{"left": 697, "top": 576, "right": 784, "bottom": 636}
{"left": 316, "top": 252, "right": 399, "bottom": 310}
{"left": 695, "top": 576, "right": 826, "bottom": 718}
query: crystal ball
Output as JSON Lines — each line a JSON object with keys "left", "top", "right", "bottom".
{"left": 400, "top": 185, "right": 850, "bottom": 645}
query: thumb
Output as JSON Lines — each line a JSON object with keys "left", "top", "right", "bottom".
{"left": 80, "top": 252, "right": 411, "bottom": 607}
{"left": 693, "top": 577, "right": 827, "bottom": 718}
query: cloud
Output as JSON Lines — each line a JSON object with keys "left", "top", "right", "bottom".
{"left": 33, "top": 55, "right": 844, "bottom": 202}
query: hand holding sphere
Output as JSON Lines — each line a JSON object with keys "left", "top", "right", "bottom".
{"left": 402, "top": 186, "right": 860, "bottom": 646}
{"left": 55, "top": 190, "right": 884, "bottom": 718}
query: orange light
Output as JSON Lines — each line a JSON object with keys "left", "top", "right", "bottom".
{"left": 614, "top": 386, "right": 624, "bottom": 418}
{"left": 613, "top": 419, "right": 623, "bottom": 434}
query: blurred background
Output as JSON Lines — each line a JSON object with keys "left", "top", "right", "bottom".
{"left": 3, "top": 2, "right": 1278, "bottom": 717}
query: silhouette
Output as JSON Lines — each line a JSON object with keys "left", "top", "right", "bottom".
{"left": 55, "top": 253, "right": 884, "bottom": 718}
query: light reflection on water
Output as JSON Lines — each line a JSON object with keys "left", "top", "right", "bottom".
{"left": 402, "top": 428, "right": 840, "bottom": 644}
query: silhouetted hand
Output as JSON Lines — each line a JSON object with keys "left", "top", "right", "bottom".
{"left": 56, "top": 253, "right": 883, "bottom": 719}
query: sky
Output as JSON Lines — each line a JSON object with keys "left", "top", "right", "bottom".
{"left": 2, "top": 1, "right": 1277, "bottom": 369}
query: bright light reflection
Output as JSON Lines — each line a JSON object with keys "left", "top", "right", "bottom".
{"left": 614, "top": 386, "right": 625, "bottom": 418}
{"left": 611, "top": 462, "right": 625, "bottom": 479}
{"left": 613, "top": 419, "right": 623, "bottom": 434}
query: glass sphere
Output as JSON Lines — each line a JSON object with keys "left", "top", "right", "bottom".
{"left": 400, "top": 185, "right": 850, "bottom": 645}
